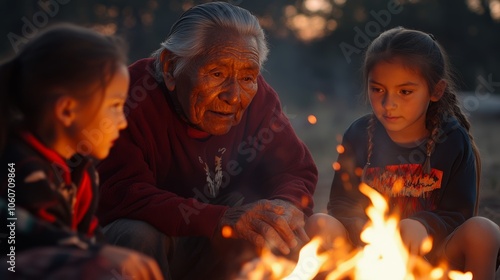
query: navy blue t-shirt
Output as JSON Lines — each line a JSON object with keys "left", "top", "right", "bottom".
{"left": 328, "top": 114, "right": 477, "bottom": 255}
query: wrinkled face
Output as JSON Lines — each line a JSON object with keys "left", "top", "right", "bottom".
{"left": 368, "top": 59, "right": 440, "bottom": 144}
{"left": 73, "top": 64, "right": 129, "bottom": 159}
{"left": 170, "top": 32, "right": 260, "bottom": 135}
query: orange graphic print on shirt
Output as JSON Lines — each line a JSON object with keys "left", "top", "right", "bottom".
{"left": 364, "top": 164, "right": 443, "bottom": 218}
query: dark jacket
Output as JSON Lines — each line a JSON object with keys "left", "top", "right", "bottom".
{"left": 1, "top": 132, "right": 101, "bottom": 254}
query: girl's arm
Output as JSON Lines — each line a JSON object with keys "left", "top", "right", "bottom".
{"left": 410, "top": 127, "right": 476, "bottom": 246}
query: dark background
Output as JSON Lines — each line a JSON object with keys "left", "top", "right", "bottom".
{"left": 2, "top": 0, "right": 500, "bottom": 107}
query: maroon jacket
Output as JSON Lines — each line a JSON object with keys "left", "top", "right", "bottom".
{"left": 97, "top": 58, "right": 317, "bottom": 238}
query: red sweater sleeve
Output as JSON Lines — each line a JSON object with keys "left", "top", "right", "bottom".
{"left": 97, "top": 60, "right": 228, "bottom": 238}
{"left": 97, "top": 119, "right": 228, "bottom": 237}
{"left": 252, "top": 78, "right": 317, "bottom": 216}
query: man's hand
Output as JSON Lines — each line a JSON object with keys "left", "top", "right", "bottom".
{"left": 399, "top": 218, "right": 429, "bottom": 256}
{"left": 219, "top": 199, "right": 309, "bottom": 255}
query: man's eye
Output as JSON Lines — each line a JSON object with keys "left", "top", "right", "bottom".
{"left": 400, "top": 90, "right": 413, "bottom": 95}
{"left": 213, "top": 72, "right": 222, "bottom": 78}
{"left": 370, "top": 87, "right": 383, "bottom": 93}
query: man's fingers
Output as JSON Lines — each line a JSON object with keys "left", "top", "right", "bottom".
{"left": 267, "top": 214, "right": 297, "bottom": 246}
{"left": 247, "top": 229, "right": 266, "bottom": 249}
{"left": 253, "top": 219, "right": 290, "bottom": 255}
{"left": 258, "top": 200, "right": 308, "bottom": 249}
{"left": 294, "top": 227, "right": 310, "bottom": 244}
{"left": 262, "top": 200, "right": 285, "bottom": 215}
{"left": 224, "top": 199, "right": 310, "bottom": 256}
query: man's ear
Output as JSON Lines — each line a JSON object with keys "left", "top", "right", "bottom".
{"left": 431, "top": 80, "right": 446, "bottom": 102}
{"left": 54, "top": 95, "right": 78, "bottom": 127}
{"left": 160, "top": 49, "right": 176, "bottom": 91}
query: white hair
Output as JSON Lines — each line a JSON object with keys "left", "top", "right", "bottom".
{"left": 152, "top": 2, "right": 269, "bottom": 81}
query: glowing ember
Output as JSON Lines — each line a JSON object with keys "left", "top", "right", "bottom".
{"left": 336, "top": 144, "right": 345, "bottom": 154}
{"left": 239, "top": 182, "right": 473, "bottom": 279}
{"left": 332, "top": 162, "right": 341, "bottom": 171}
{"left": 222, "top": 225, "right": 233, "bottom": 238}
{"left": 307, "top": 115, "right": 317, "bottom": 124}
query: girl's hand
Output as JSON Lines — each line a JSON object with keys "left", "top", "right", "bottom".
{"left": 398, "top": 218, "right": 429, "bottom": 256}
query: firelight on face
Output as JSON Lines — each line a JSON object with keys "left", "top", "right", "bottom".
{"left": 170, "top": 32, "right": 261, "bottom": 135}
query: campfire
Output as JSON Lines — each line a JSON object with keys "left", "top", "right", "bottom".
{"left": 237, "top": 183, "right": 473, "bottom": 280}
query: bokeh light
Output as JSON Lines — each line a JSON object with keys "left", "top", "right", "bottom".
{"left": 308, "top": 114, "right": 318, "bottom": 124}
{"left": 336, "top": 144, "right": 345, "bottom": 154}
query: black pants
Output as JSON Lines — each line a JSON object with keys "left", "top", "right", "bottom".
{"left": 102, "top": 192, "right": 258, "bottom": 280}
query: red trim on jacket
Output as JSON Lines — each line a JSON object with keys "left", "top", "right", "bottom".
{"left": 20, "top": 132, "right": 95, "bottom": 232}
{"left": 21, "top": 132, "right": 71, "bottom": 185}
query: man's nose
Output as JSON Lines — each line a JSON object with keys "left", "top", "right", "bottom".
{"left": 219, "top": 78, "right": 241, "bottom": 105}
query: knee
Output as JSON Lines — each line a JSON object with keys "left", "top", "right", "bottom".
{"left": 305, "top": 213, "right": 347, "bottom": 243}
{"left": 460, "top": 216, "right": 500, "bottom": 247}
{"left": 305, "top": 213, "right": 332, "bottom": 237}
{"left": 103, "top": 219, "right": 167, "bottom": 249}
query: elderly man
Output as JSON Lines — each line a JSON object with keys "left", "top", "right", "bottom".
{"left": 97, "top": 2, "right": 317, "bottom": 279}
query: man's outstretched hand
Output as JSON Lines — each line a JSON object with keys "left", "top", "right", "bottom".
{"left": 219, "top": 199, "right": 310, "bottom": 255}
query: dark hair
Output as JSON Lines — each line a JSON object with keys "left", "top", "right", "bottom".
{"left": 0, "top": 23, "right": 128, "bottom": 152}
{"left": 362, "top": 27, "right": 481, "bottom": 213}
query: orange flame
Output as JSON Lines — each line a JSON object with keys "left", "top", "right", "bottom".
{"left": 282, "top": 237, "right": 329, "bottom": 279}
{"left": 239, "top": 183, "right": 473, "bottom": 279}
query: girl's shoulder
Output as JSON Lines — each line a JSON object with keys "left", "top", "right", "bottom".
{"left": 2, "top": 135, "right": 51, "bottom": 176}
{"left": 343, "top": 114, "right": 372, "bottom": 140}
{"left": 439, "top": 116, "right": 471, "bottom": 145}
{"left": 348, "top": 114, "right": 371, "bottom": 130}
{"left": 1, "top": 136, "right": 58, "bottom": 202}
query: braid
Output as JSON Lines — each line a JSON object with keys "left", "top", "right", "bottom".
{"left": 449, "top": 95, "right": 482, "bottom": 214}
{"left": 362, "top": 113, "right": 377, "bottom": 182}
{"left": 423, "top": 102, "right": 444, "bottom": 174}
{"left": 430, "top": 91, "right": 481, "bottom": 214}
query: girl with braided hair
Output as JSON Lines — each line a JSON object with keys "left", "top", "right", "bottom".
{"left": 306, "top": 27, "right": 500, "bottom": 278}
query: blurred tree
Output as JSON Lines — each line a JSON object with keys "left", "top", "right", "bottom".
{"left": 2, "top": 0, "right": 499, "bottom": 107}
